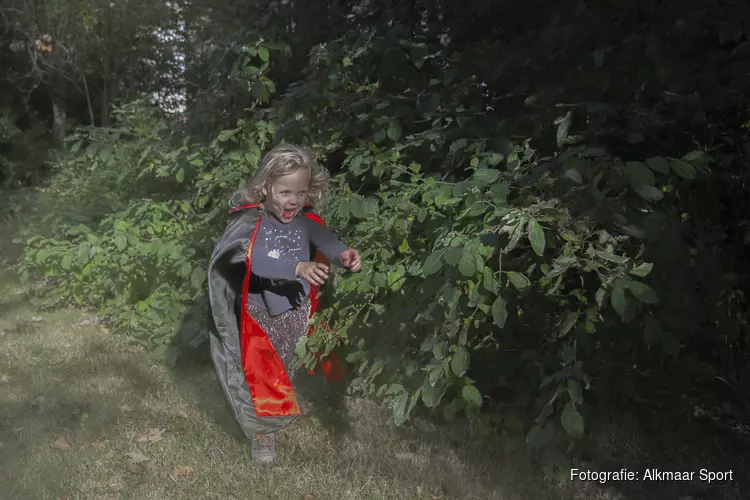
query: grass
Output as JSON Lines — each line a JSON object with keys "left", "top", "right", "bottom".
{"left": 1, "top": 189, "right": 748, "bottom": 500}
{"left": 0, "top": 266, "right": 557, "bottom": 500}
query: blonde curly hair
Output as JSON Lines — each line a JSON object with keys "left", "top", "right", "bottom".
{"left": 230, "top": 143, "right": 330, "bottom": 209}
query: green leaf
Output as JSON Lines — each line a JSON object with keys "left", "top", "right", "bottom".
{"left": 137, "top": 145, "right": 152, "bottom": 165}
{"left": 257, "top": 46, "right": 270, "bottom": 62}
{"left": 580, "top": 148, "right": 606, "bottom": 157}
{"left": 342, "top": 56, "right": 352, "bottom": 67}
{"left": 682, "top": 150, "right": 709, "bottom": 166}
{"left": 392, "top": 391, "right": 410, "bottom": 425}
{"left": 482, "top": 267, "right": 499, "bottom": 293}
{"left": 449, "top": 138, "right": 468, "bottom": 153}
{"left": 409, "top": 43, "right": 429, "bottom": 68}
{"left": 635, "top": 185, "right": 664, "bottom": 202}
{"left": 626, "top": 161, "right": 655, "bottom": 187}
{"left": 562, "top": 157, "right": 588, "bottom": 184}
{"left": 595, "top": 287, "right": 607, "bottom": 309}
{"left": 472, "top": 168, "right": 501, "bottom": 185}
{"left": 595, "top": 250, "right": 628, "bottom": 264}
{"left": 398, "top": 239, "right": 410, "bottom": 254}
{"left": 362, "top": 198, "right": 379, "bottom": 217}
{"left": 561, "top": 405, "right": 585, "bottom": 438}
{"left": 99, "top": 145, "right": 113, "bottom": 163}
{"left": 387, "top": 265, "right": 405, "bottom": 288}
{"left": 444, "top": 247, "right": 462, "bottom": 266}
{"left": 491, "top": 295, "right": 508, "bottom": 328}
{"left": 630, "top": 262, "right": 654, "bottom": 277}
{"left": 190, "top": 267, "right": 207, "bottom": 289}
{"left": 176, "top": 168, "right": 185, "bottom": 183}
{"left": 568, "top": 379, "right": 583, "bottom": 404}
{"left": 61, "top": 254, "right": 72, "bottom": 270}
{"left": 423, "top": 249, "right": 445, "bottom": 276}
{"left": 218, "top": 130, "right": 236, "bottom": 142}
{"left": 564, "top": 168, "right": 583, "bottom": 184}
{"left": 349, "top": 197, "right": 366, "bottom": 218}
{"left": 461, "top": 384, "right": 483, "bottom": 408}
{"left": 487, "top": 153, "right": 504, "bottom": 166}
{"left": 433, "top": 341, "right": 447, "bottom": 360}
{"left": 179, "top": 262, "right": 192, "bottom": 278}
{"left": 610, "top": 286, "right": 628, "bottom": 319}
{"left": 527, "top": 220, "right": 545, "bottom": 256}
{"left": 387, "top": 119, "right": 402, "bottom": 141}
{"left": 458, "top": 250, "right": 478, "bottom": 277}
{"left": 451, "top": 346, "right": 470, "bottom": 377}
{"left": 621, "top": 279, "right": 659, "bottom": 304}
{"left": 421, "top": 377, "right": 443, "bottom": 408}
{"left": 77, "top": 244, "right": 90, "bottom": 265}
{"left": 645, "top": 156, "right": 670, "bottom": 174}
{"left": 670, "top": 159, "right": 696, "bottom": 180}
{"left": 114, "top": 234, "right": 127, "bottom": 251}
{"left": 85, "top": 143, "right": 99, "bottom": 159}
{"left": 507, "top": 271, "right": 530, "bottom": 290}
{"left": 372, "top": 272, "right": 387, "bottom": 288}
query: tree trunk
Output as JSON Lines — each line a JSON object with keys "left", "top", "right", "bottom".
{"left": 46, "top": 51, "right": 67, "bottom": 148}
{"left": 101, "top": 77, "right": 111, "bottom": 127}
{"left": 52, "top": 98, "right": 67, "bottom": 147}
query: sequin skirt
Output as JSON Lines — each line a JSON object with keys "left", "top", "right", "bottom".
{"left": 245, "top": 298, "right": 311, "bottom": 380}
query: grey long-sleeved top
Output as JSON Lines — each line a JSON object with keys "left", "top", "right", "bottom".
{"left": 246, "top": 211, "right": 349, "bottom": 317}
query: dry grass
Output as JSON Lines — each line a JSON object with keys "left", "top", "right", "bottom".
{"left": 0, "top": 268, "right": 563, "bottom": 500}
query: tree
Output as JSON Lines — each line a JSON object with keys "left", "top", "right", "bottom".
{"left": 0, "top": 0, "right": 183, "bottom": 144}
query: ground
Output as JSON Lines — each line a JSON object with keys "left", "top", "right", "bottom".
{"left": 0, "top": 266, "right": 560, "bottom": 500}
{"left": 1, "top": 192, "right": 748, "bottom": 500}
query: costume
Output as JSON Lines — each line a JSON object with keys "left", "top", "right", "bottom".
{"left": 207, "top": 203, "right": 345, "bottom": 439}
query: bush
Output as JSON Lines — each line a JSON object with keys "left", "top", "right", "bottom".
{"left": 15, "top": 95, "right": 277, "bottom": 358}
{"left": 14, "top": 23, "right": 750, "bottom": 481}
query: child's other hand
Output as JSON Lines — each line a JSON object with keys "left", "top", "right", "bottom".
{"left": 339, "top": 248, "right": 362, "bottom": 272}
{"left": 295, "top": 261, "right": 330, "bottom": 286}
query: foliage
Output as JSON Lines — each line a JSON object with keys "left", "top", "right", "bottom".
{"left": 9, "top": 0, "right": 750, "bottom": 481}
{"left": 15, "top": 90, "right": 277, "bottom": 357}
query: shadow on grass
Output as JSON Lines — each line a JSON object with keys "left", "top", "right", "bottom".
{"left": 580, "top": 403, "right": 750, "bottom": 500}
{"left": 0, "top": 328, "right": 168, "bottom": 498}
{"left": 164, "top": 305, "right": 560, "bottom": 499}
{"left": 0, "top": 295, "right": 24, "bottom": 319}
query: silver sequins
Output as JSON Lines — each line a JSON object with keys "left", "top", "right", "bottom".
{"left": 246, "top": 297, "right": 312, "bottom": 380}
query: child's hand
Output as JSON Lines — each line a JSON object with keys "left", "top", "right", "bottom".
{"left": 339, "top": 248, "right": 362, "bottom": 272}
{"left": 295, "top": 261, "right": 330, "bottom": 286}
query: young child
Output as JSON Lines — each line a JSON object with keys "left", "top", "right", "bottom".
{"left": 207, "top": 143, "right": 361, "bottom": 464}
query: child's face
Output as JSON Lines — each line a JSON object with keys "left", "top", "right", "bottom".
{"left": 264, "top": 168, "right": 310, "bottom": 223}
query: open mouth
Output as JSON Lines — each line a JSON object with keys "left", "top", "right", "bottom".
{"left": 282, "top": 210, "right": 296, "bottom": 219}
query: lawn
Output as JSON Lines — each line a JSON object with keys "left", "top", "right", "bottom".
{"left": 0, "top": 263, "right": 562, "bottom": 500}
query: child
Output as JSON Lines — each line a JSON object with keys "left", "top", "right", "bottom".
{"left": 207, "top": 143, "right": 361, "bottom": 464}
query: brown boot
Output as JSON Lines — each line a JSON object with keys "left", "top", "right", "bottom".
{"left": 251, "top": 432, "right": 276, "bottom": 464}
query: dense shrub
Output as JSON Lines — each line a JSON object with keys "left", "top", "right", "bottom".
{"left": 13, "top": 1, "right": 750, "bottom": 480}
